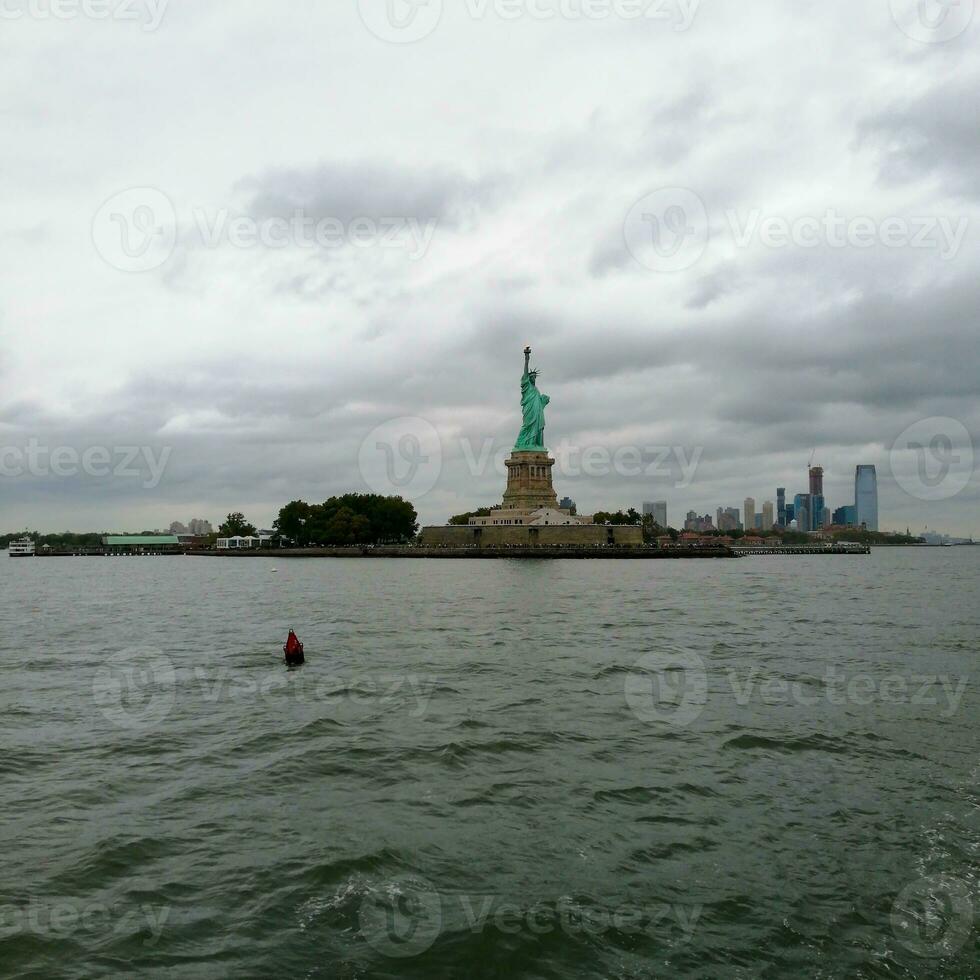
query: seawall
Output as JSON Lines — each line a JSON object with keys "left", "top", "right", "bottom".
{"left": 189, "top": 546, "right": 736, "bottom": 560}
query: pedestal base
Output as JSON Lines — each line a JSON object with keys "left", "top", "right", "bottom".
{"left": 502, "top": 451, "right": 559, "bottom": 511}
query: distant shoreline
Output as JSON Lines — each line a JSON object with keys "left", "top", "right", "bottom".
{"left": 186, "top": 544, "right": 870, "bottom": 560}
{"left": 190, "top": 546, "right": 735, "bottom": 560}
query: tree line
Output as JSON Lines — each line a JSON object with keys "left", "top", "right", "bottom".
{"left": 1, "top": 494, "right": 418, "bottom": 551}
{"left": 273, "top": 495, "right": 418, "bottom": 546}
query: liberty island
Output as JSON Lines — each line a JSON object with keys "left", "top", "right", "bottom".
{"left": 421, "top": 347, "right": 644, "bottom": 548}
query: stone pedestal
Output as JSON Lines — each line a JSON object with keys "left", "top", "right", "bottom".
{"left": 502, "top": 451, "right": 559, "bottom": 511}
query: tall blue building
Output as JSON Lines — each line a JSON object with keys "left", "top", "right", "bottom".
{"left": 855, "top": 465, "right": 878, "bottom": 531}
{"left": 777, "top": 488, "right": 786, "bottom": 527}
{"left": 794, "top": 493, "right": 812, "bottom": 532}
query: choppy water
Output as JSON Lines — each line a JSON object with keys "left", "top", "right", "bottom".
{"left": 2, "top": 549, "right": 977, "bottom": 978}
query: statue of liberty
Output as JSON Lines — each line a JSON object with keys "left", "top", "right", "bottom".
{"left": 514, "top": 346, "right": 550, "bottom": 451}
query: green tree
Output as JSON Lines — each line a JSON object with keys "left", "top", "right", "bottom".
{"left": 274, "top": 500, "right": 312, "bottom": 545}
{"left": 641, "top": 515, "right": 679, "bottom": 544}
{"left": 594, "top": 509, "right": 643, "bottom": 526}
{"left": 219, "top": 512, "right": 256, "bottom": 537}
{"left": 449, "top": 508, "right": 491, "bottom": 526}
{"left": 273, "top": 495, "right": 418, "bottom": 546}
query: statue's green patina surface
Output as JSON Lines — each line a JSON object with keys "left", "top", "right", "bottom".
{"left": 514, "top": 346, "right": 550, "bottom": 451}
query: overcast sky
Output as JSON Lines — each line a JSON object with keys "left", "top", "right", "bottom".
{"left": 1, "top": 0, "right": 977, "bottom": 535}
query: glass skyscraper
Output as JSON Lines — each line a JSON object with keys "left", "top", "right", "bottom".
{"left": 855, "top": 465, "right": 878, "bottom": 531}
{"left": 794, "top": 493, "right": 811, "bottom": 532}
{"left": 643, "top": 501, "right": 668, "bottom": 527}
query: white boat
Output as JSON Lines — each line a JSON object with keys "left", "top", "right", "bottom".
{"left": 8, "top": 538, "right": 35, "bottom": 557}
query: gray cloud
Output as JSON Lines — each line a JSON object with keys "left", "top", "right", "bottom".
{"left": 857, "top": 68, "right": 980, "bottom": 200}
{"left": 236, "top": 161, "right": 503, "bottom": 227}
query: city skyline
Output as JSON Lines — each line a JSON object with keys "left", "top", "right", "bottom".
{"left": 678, "top": 463, "right": 882, "bottom": 534}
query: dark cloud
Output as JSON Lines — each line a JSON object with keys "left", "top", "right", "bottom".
{"left": 857, "top": 68, "right": 980, "bottom": 201}
{"left": 236, "top": 161, "right": 503, "bottom": 227}
{"left": 686, "top": 264, "right": 741, "bottom": 308}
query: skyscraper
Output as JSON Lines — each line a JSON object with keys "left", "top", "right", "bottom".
{"left": 855, "top": 465, "right": 879, "bottom": 531}
{"left": 811, "top": 493, "right": 825, "bottom": 531}
{"left": 794, "top": 493, "right": 812, "bottom": 532}
{"left": 808, "top": 468, "right": 825, "bottom": 531}
{"left": 761, "top": 501, "right": 774, "bottom": 531}
{"left": 743, "top": 498, "right": 755, "bottom": 532}
{"left": 717, "top": 507, "right": 740, "bottom": 531}
{"left": 643, "top": 501, "right": 668, "bottom": 527}
{"left": 776, "top": 488, "right": 786, "bottom": 527}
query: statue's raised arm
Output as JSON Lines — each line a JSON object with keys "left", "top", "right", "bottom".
{"left": 523, "top": 346, "right": 532, "bottom": 376}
